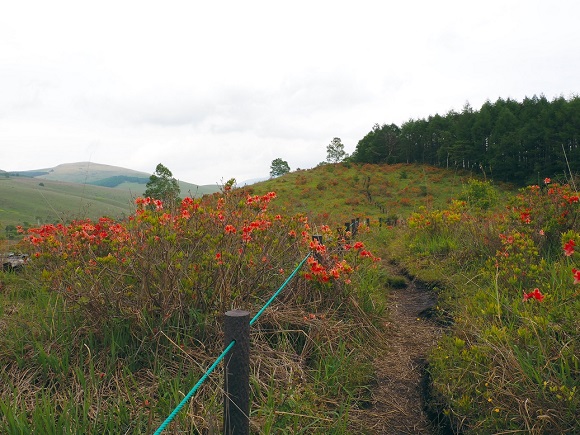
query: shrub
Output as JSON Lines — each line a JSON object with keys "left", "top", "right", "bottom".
{"left": 22, "top": 189, "right": 378, "bottom": 338}
{"left": 459, "top": 179, "right": 498, "bottom": 210}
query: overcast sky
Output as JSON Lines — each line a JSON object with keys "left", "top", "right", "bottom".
{"left": 1, "top": 1, "right": 578, "bottom": 185}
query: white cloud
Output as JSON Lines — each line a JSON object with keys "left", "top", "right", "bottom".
{"left": 1, "top": 0, "right": 579, "bottom": 184}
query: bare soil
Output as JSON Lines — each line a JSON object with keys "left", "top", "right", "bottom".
{"left": 352, "top": 267, "right": 445, "bottom": 434}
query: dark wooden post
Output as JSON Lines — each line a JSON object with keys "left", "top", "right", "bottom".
{"left": 224, "top": 310, "right": 250, "bottom": 435}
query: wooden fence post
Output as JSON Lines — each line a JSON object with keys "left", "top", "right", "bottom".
{"left": 224, "top": 310, "right": 250, "bottom": 435}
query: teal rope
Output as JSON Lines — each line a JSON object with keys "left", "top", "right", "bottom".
{"left": 250, "top": 252, "right": 311, "bottom": 326}
{"left": 153, "top": 340, "right": 235, "bottom": 435}
{"left": 153, "top": 252, "right": 310, "bottom": 434}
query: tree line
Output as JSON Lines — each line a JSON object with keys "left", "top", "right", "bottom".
{"left": 351, "top": 95, "right": 580, "bottom": 185}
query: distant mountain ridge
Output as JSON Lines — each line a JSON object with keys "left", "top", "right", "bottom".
{"left": 3, "top": 162, "right": 219, "bottom": 196}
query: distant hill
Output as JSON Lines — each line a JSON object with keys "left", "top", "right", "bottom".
{"left": 5, "top": 162, "right": 218, "bottom": 196}
{"left": 0, "top": 162, "right": 220, "bottom": 227}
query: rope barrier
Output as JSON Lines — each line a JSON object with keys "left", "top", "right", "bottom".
{"left": 153, "top": 340, "right": 235, "bottom": 435}
{"left": 250, "top": 252, "right": 311, "bottom": 326}
{"left": 152, "top": 252, "right": 311, "bottom": 434}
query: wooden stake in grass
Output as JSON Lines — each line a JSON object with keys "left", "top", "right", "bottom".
{"left": 224, "top": 309, "right": 250, "bottom": 435}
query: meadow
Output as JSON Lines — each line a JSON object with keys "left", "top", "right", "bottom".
{"left": 0, "top": 163, "right": 578, "bottom": 433}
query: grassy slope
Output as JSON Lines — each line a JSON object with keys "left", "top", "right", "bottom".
{"left": 248, "top": 162, "right": 479, "bottom": 226}
{"left": 0, "top": 176, "right": 135, "bottom": 226}
{"left": 0, "top": 162, "right": 220, "bottom": 227}
{"left": 24, "top": 162, "right": 149, "bottom": 184}
{"left": 33, "top": 162, "right": 218, "bottom": 195}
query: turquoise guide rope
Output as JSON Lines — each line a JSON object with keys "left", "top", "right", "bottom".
{"left": 153, "top": 340, "right": 235, "bottom": 435}
{"left": 250, "top": 252, "right": 311, "bottom": 326}
{"left": 153, "top": 252, "right": 311, "bottom": 434}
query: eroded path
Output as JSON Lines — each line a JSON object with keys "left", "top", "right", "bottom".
{"left": 353, "top": 266, "right": 444, "bottom": 434}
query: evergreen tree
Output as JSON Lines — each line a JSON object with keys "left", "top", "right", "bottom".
{"left": 270, "top": 158, "right": 290, "bottom": 177}
{"left": 326, "top": 137, "right": 347, "bottom": 163}
{"left": 350, "top": 95, "right": 580, "bottom": 185}
{"left": 144, "top": 163, "right": 181, "bottom": 205}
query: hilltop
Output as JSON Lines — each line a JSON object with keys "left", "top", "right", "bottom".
{"left": 247, "top": 162, "right": 498, "bottom": 227}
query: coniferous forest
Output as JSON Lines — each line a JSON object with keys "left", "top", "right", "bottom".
{"left": 351, "top": 95, "right": 580, "bottom": 185}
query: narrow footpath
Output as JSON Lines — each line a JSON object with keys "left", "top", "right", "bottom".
{"left": 353, "top": 266, "right": 445, "bottom": 434}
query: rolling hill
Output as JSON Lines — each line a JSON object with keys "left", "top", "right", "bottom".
{"left": 5, "top": 162, "right": 218, "bottom": 196}
{"left": 0, "top": 162, "right": 220, "bottom": 227}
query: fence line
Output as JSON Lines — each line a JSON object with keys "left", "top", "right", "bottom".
{"left": 153, "top": 251, "right": 312, "bottom": 434}
{"left": 153, "top": 341, "right": 236, "bottom": 435}
{"left": 250, "top": 252, "right": 311, "bottom": 326}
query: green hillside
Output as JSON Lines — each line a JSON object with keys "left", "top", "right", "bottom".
{"left": 247, "top": 162, "right": 500, "bottom": 227}
{"left": 0, "top": 176, "right": 135, "bottom": 227}
{"left": 7, "top": 162, "right": 218, "bottom": 196}
{"left": 0, "top": 162, "right": 220, "bottom": 228}
{"left": 9, "top": 162, "right": 148, "bottom": 184}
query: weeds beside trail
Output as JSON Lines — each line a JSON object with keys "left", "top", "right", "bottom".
{"left": 351, "top": 261, "right": 444, "bottom": 434}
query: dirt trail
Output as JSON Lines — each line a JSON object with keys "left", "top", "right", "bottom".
{"left": 354, "top": 268, "right": 445, "bottom": 434}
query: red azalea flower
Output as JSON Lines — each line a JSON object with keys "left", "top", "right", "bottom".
{"left": 564, "top": 239, "right": 575, "bottom": 256}
{"left": 544, "top": 177, "right": 551, "bottom": 184}
{"left": 520, "top": 212, "right": 531, "bottom": 224}
{"left": 572, "top": 268, "right": 580, "bottom": 284}
{"left": 523, "top": 288, "right": 544, "bottom": 302}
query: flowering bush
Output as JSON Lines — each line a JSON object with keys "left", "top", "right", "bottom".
{"left": 407, "top": 200, "right": 466, "bottom": 233}
{"left": 493, "top": 230, "right": 546, "bottom": 292}
{"left": 505, "top": 180, "right": 579, "bottom": 254}
{"left": 426, "top": 180, "right": 580, "bottom": 433}
{"left": 22, "top": 187, "right": 376, "bottom": 334}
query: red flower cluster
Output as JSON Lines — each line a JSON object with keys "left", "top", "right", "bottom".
{"left": 309, "top": 239, "right": 327, "bottom": 254}
{"left": 520, "top": 212, "right": 531, "bottom": 224}
{"left": 245, "top": 191, "right": 277, "bottom": 209}
{"left": 564, "top": 239, "right": 575, "bottom": 256}
{"left": 572, "top": 268, "right": 580, "bottom": 284}
{"left": 304, "top": 256, "right": 356, "bottom": 283}
{"left": 523, "top": 288, "right": 544, "bottom": 302}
